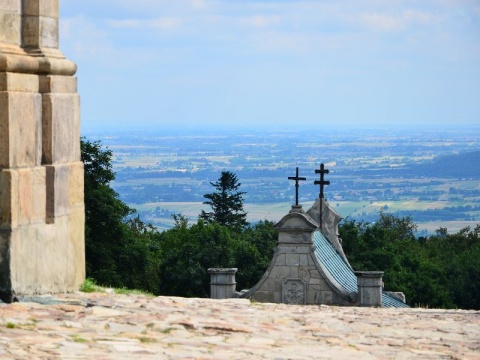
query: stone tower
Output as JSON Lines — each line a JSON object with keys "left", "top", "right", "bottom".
{"left": 0, "top": 0, "right": 84, "bottom": 302}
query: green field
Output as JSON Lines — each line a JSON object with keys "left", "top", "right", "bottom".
{"left": 133, "top": 200, "right": 479, "bottom": 234}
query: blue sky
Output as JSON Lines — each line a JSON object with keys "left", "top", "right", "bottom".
{"left": 60, "top": 0, "right": 480, "bottom": 132}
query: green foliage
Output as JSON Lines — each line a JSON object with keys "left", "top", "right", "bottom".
{"left": 79, "top": 278, "right": 103, "bottom": 293}
{"left": 82, "top": 139, "right": 278, "bottom": 298}
{"left": 79, "top": 277, "right": 154, "bottom": 296}
{"left": 200, "top": 171, "right": 248, "bottom": 229}
{"left": 340, "top": 213, "right": 480, "bottom": 309}
{"left": 156, "top": 217, "right": 277, "bottom": 297}
{"left": 81, "top": 138, "right": 160, "bottom": 294}
{"left": 238, "top": 221, "right": 277, "bottom": 287}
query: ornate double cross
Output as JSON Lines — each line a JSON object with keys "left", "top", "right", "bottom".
{"left": 314, "top": 163, "right": 330, "bottom": 229}
{"left": 314, "top": 163, "right": 330, "bottom": 199}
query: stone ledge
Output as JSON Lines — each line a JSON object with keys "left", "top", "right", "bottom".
{"left": 0, "top": 51, "right": 77, "bottom": 75}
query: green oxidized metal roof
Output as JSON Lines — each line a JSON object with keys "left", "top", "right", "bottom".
{"left": 313, "top": 231, "right": 409, "bottom": 308}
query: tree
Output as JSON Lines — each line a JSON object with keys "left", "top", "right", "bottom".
{"left": 200, "top": 171, "right": 248, "bottom": 229}
{"left": 81, "top": 138, "right": 160, "bottom": 293}
{"left": 156, "top": 218, "right": 239, "bottom": 297}
{"left": 156, "top": 217, "right": 278, "bottom": 297}
{"left": 339, "top": 212, "right": 458, "bottom": 308}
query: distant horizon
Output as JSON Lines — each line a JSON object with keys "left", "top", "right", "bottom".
{"left": 81, "top": 121, "right": 480, "bottom": 136}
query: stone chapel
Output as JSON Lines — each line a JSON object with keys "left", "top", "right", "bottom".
{"left": 210, "top": 166, "right": 408, "bottom": 307}
{"left": 0, "top": 0, "right": 84, "bottom": 302}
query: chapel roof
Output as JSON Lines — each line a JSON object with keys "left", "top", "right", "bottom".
{"left": 313, "top": 231, "right": 409, "bottom": 308}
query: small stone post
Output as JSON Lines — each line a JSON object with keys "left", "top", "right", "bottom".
{"left": 208, "top": 268, "right": 237, "bottom": 299}
{"left": 355, "top": 271, "right": 384, "bottom": 307}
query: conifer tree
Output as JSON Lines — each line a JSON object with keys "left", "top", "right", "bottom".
{"left": 200, "top": 171, "right": 248, "bottom": 229}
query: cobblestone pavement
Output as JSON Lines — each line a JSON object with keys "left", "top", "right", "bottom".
{"left": 0, "top": 292, "right": 479, "bottom": 359}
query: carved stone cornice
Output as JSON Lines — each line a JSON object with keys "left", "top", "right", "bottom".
{"left": 0, "top": 44, "right": 76, "bottom": 76}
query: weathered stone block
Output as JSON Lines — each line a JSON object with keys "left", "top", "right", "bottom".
{"left": 18, "top": 167, "right": 46, "bottom": 226}
{"left": 69, "top": 161, "right": 84, "bottom": 208}
{"left": 44, "top": 162, "right": 83, "bottom": 223}
{"left": 0, "top": 168, "right": 46, "bottom": 229}
{"left": 10, "top": 223, "right": 44, "bottom": 294}
{"left": 286, "top": 253, "right": 300, "bottom": 266}
{"left": 42, "top": 93, "right": 80, "bottom": 164}
{"left": 3, "top": 209, "right": 84, "bottom": 297}
{"left": 0, "top": 92, "right": 42, "bottom": 168}
{"left": 0, "top": 0, "right": 21, "bottom": 12}
{"left": 45, "top": 164, "right": 70, "bottom": 222}
{"left": 278, "top": 232, "right": 310, "bottom": 244}
{"left": 39, "top": 75, "right": 77, "bottom": 94}
{"left": 257, "top": 278, "right": 275, "bottom": 292}
{"left": 276, "top": 245, "right": 291, "bottom": 254}
{"left": 21, "top": 15, "right": 39, "bottom": 47}
{"left": 298, "top": 266, "right": 310, "bottom": 279}
{"left": 0, "top": 169, "right": 16, "bottom": 228}
{"left": 22, "top": 15, "right": 58, "bottom": 49}
{"left": 275, "top": 253, "right": 286, "bottom": 266}
{"left": 309, "top": 269, "right": 321, "bottom": 279}
{"left": 320, "top": 291, "right": 333, "bottom": 305}
{"left": 38, "top": 217, "right": 67, "bottom": 292}
{"left": 0, "top": 72, "right": 39, "bottom": 92}
{"left": 270, "top": 265, "right": 290, "bottom": 279}
{"left": 299, "top": 254, "right": 309, "bottom": 266}
{"left": 68, "top": 207, "right": 85, "bottom": 290}
{"left": 307, "top": 289, "right": 316, "bottom": 304}
{"left": 0, "top": 13, "right": 21, "bottom": 44}
{"left": 295, "top": 245, "right": 312, "bottom": 254}
{"left": 22, "top": 0, "right": 58, "bottom": 17}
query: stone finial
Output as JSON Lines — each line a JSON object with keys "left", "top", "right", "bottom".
{"left": 208, "top": 268, "right": 238, "bottom": 299}
{"left": 355, "top": 271, "right": 384, "bottom": 307}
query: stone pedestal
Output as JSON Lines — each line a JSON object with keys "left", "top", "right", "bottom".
{"left": 208, "top": 268, "right": 238, "bottom": 299}
{"left": 0, "top": 0, "right": 84, "bottom": 302}
{"left": 355, "top": 271, "right": 384, "bottom": 307}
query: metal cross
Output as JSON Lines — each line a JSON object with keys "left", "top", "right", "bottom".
{"left": 314, "top": 163, "right": 330, "bottom": 199}
{"left": 288, "top": 167, "right": 306, "bottom": 206}
{"left": 314, "top": 163, "right": 330, "bottom": 230}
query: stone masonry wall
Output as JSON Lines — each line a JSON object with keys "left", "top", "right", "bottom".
{"left": 246, "top": 205, "right": 352, "bottom": 306}
{"left": 0, "top": 0, "right": 84, "bottom": 302}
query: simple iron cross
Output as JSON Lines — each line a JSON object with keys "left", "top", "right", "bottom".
{"left": 288, "top": 167, "right": 306, "bottom": 205}
{"left": 314, "top": 163, "right": 330, "bottom": 199}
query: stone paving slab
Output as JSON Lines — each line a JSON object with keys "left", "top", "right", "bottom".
{"left": 0, "top": 292, "right": 479, "bottom": 359}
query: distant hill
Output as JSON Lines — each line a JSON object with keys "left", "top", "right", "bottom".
{"left": 407, "top": 150, "right": 480, "bottom": 179}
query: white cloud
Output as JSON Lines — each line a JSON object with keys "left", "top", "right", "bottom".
{"left": 107, "top": 17, "right": 184, "bottom": 30}
{"left": 237, "top": 15, "right": 281, "bottom": 28}
{"left": 403, "top": 10, "right": 437, "bottom": 25}
{"left": 106, "top": 19, "right": 142, "bottom": 29}
{"left": 61, "top": 16, "right": 107, "bottom": 42}
{"left": 361, "top": 13, "right": 402, "bottom": 32}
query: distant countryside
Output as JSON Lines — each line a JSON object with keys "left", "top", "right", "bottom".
{"left": 84, "top": 127, "right": 480, "bottom": 235}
